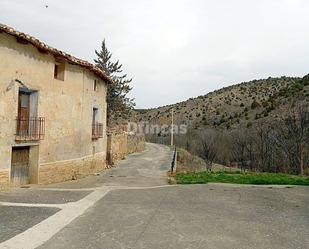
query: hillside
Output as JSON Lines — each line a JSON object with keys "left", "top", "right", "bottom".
{"left": 130, "top": 75, "right": 309, "bottom": 130}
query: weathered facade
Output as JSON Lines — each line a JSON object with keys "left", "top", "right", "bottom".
{"left": 0, "top": 24, "right": 113, "bottom": 190}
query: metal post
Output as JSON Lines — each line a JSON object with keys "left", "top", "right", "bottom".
{"left": 171, "top": 108, "right": 174, "bottom": 147}
{"left": 171, "top": 147, "right": 177, "bottom": 173}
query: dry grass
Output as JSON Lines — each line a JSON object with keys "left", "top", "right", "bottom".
{"left": 176, "top": 148, "right": 206, "bottom": 172}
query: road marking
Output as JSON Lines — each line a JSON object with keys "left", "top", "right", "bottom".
{"left": 116, "top": 185, "right": 176, "bottom": 190}
{"left": 0, "top": 184, "right": 177, "bottom": 249}
{"left": 30, "top": 184, "right": 175, "bottom": 192}
{"left": 31, "top": 187, "right": 97, "bottom": 192}
{"left": 0, "top": 202, "right": 65, "bottom": 209}
{"left": 0, "top": 186, "right": 112, "bottom": 249}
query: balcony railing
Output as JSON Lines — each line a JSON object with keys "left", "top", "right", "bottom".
{"left": 92, "top": 122, "right": 103, "bottom": 139}
{"left": 15, "top": 117, "right": 45, "bottom": 141}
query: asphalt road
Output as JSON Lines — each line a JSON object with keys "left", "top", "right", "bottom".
{"left": 0, "top": 143, "right": 308, "bottom": 249}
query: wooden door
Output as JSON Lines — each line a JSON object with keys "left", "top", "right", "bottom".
{"left": 18, "top": 92, "right": 30, "bottom": 135}
{"left": 11, "top": 147, "right": 30, "bottom": 186}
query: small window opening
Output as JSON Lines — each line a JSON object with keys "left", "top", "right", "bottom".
{"left": 54, "top": 61, "right": 65, "bottom": 81}
{"left": 94, "top": 79, "right": 98, "bottom": 91}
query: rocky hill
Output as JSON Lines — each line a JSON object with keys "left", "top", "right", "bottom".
{"left": 130, "top": 75, "right": 309, "bottom": 130}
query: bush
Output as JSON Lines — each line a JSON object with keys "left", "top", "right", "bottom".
{"left": 251, "top": 100, "right": 261, "bottom": 109}
{"left": 263, "top": 111, "right": 269, "bottom": 117}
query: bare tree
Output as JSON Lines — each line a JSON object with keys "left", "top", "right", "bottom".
{"left": 144, "top": 102, "right": 308, "bottom": 176}
{"left": 199, "top": 130, "right": 217, "bottom": 171}
{"left": 274, "top": 103, "right": 309, "bottom": 175}
{"left": 231, "top": 129, "right": 250, "bottom": 171}
{"left": 253, "top": 121, "right": 277, "bottom": 172}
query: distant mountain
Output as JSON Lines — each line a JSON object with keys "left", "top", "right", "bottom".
{"left": 130, "top": 75, "right": 309, "bottom": 130}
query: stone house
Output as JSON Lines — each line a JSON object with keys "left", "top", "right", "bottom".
{"left": 0, "top": 24, "right": 113, "bottom": 190}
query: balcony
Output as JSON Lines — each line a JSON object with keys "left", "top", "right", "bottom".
{"left": 92, "top": 122, "right": 103, "bottom": 140}
{"left": 15, "top": 117, "right": 45, "bottom": 141}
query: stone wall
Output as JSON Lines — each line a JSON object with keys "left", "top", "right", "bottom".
{"left": 107, "top": 132, "right": 128, "bottom": 164}
{"left": 107, "top": 125, "right": 145, "bottom": 165}
{"left": 127, "top": 134, "right": 146, "bottom": 154}
{"left": 38, "top": 152, "right": 106, "bottom": 185}
{"left": 0, "top": 171, "right": 9, "bottom": 191}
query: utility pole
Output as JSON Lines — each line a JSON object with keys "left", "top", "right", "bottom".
{"left": 171, "top": 108, "right": 174, "bottom": 147}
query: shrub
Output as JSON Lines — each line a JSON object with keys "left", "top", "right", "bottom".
{"left": 251, "top": 100, "right": 261, "bottom": 109}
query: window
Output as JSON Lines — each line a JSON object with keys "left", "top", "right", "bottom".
{"left": 92, "top": 108, "right": 103, "bottom": 139}
{"left": 16, "top": 90, "right": 45, "bottom": 141}
{"left": 54, "top": 64, "right": 58, "bottom": 79}
{"left": 92, "top": 108, "right": 98, "bottom": 124}
{"left": 20, "top": 94, "right": 29, "bottom": 108}
{"left": 54, "top": 61, "right": 65, "bottom": 81}
{"left": 94, "top": 80, "right": 98, "bottom": 91}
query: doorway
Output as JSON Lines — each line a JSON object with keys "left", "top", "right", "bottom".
{"left": 11, "top": 147, "right": 30, "bottom": 186}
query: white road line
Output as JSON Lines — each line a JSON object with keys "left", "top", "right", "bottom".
{"left": 0, "top": 186, "right": 112, "bottom": 249}
{"left": 0, "top": 202, "right": 65, "bottom": 209}
{"left": 30, "top": 184, "right": 175, "bottom": 192}
{"left": 30, "top": 187, "right": 97, "bottom": 192}
{"left": 0, "top": 185, "right": 175, "bottom": 209}
{"left": 115, "top": 185, "right": 176, "bottom": 190}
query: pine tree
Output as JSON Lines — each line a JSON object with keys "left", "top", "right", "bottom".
{"left": 94, "top": 39, "right": 135, "bottom": 125}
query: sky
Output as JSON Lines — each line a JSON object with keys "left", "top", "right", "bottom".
{"left": 0, "top": 0, "right": 309, "bottom": 108}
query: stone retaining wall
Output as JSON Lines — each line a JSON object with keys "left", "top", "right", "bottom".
{"left": 0, "top": 171, "right": 9, "bottom": 191}
{"left": 107, "top": 125, "right": 145, "bottom": 165}
{"left": 128, "top": 134, "right": 145, "bottom": 154}
{"left": 38, "top": 153, "right": 106, "bottom": 185}
{"left": 107, "top": 132, "right": 128, "bottom": 163}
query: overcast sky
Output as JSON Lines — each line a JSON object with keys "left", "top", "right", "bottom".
{"left": 1, "top": 0, "right": 308, "bottom": 108}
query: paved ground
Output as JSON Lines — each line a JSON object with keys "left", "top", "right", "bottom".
{"left": 0, "top": 206, "right": 59, "bottom": 243}
{"left": 0, "top": 189, "right": 92, "bottom": 204}
{"left": 41, "top": 142, "right": 171, "bottom": 189}
{"left": 0, "top": 143, "right": 308, "bottom": 249}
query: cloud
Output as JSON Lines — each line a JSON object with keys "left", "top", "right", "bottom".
{"left": 1, "top": 0, "right": 309, "bottom": 108}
